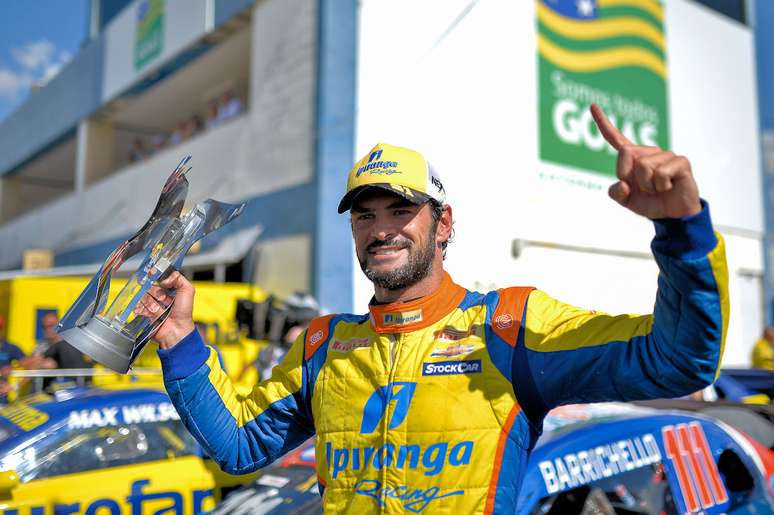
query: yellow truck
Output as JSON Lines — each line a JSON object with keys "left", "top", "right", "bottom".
{"left": 0, "top": 276, "right": 268, "bottom": 395}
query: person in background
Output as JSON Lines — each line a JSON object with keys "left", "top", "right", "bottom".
{"left": 33, "top": 311, "right": 61, "bottom": 356}
{"left": 38, "top": 313, "right": 93, "bottom": 370}
{"left": 150, "top": 133, "right": 167, "bottom": 155}
{"left": 216, "top": 90, "right": 242, "bottom": 122}
{"left": 751, "top": 326, "right": 774, "bottom": 370}
{"left": 0, "top": 316, "right": 25, "bottom": 403}
{"left": 169, "top": 120, "right": 186, "bottom": 145}
{"left": 20, "top": 313, "right": 92, "bottom": 391}
{"left": 0, "top": 316, "right": 25, "bottom": 369}
{"left": 258, "top": 292, "right": 319, "bottom": 380}
{"left": 205, "top": 101, "right": 220, "bottom": 130}
{"left": 129, "top": 138, "right": 146, "bottom": 162}
{"left": 255, "top": 324, "right": 304, "bottom": 382}
{"left": 188, "top": 114, "right": 204, "bottom": 137}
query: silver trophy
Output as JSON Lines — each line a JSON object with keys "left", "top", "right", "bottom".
{"left": 56, "top": 156, "right": 245, "bottom": 373}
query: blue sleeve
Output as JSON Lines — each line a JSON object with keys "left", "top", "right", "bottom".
{"left": 159, "top": 329, "right": 314, "bottom": 474}
{"left": 9, "top": 344, "right": 25, "bottom": 361}
{"left": 511, "top": 201, "right": 728, "bottom": 421}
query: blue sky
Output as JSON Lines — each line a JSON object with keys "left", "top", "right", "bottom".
{"left": 0, "top": 1, "right": 89, "bottom": 122}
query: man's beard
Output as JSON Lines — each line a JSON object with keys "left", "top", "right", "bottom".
{"left": 358, "top": 229, "right": 437, "bottom": 291}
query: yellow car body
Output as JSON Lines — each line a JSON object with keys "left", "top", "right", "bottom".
{"left": 0, "top": 387, "right": 257, "bottom": 514}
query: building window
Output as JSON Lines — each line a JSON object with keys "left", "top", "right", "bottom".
{"left": 692, "top": 0, "right": 747, "bottom": 24}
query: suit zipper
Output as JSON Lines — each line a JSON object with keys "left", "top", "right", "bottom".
{"left": 389, "top": 333, "right": 398, "bottom": 373}
{"left": 380, "top": 332, "right": 402, "bottom": 513}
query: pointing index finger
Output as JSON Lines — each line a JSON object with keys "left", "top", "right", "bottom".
{"left": 590, "top": 103, "right": 632, "bottom": 151}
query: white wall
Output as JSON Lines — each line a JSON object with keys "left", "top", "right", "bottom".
{"left": 354, "top": 0, "right": 763, "bottom": 366}
{"left": 666, "top": 0, "right": 762, "bottom": 234}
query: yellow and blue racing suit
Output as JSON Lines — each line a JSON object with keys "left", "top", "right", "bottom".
{"left": 159, "top": 203, "right": 728, "bottom": 514}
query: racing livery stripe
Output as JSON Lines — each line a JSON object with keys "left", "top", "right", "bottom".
{"left": 206, "top": 344, "right": 303, "bottom": 428}
{"left": 484, "top": 403, "right": 521, "bottom": 514}
{"left": 708, "top": 233, "right": 729, "bottom": 380}
{"left": 167, "top": 355, "right": 313, "bottom": 475}
{"left": 524, "top": 290, "right": 653, "bottom": 353}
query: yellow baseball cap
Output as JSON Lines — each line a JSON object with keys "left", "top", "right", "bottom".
{"left": 337, "top": 143, "right": 447, "bottom": 214}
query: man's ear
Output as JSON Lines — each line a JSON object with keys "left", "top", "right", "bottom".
{"left": 436, "top": 205, "right": 453, "bottom": 244}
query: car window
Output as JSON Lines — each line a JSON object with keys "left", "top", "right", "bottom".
{"left": 530, "top": 463, "right": 677, "bottom": 514}
{"left": 12, "top": 420, "right": 198, "bottom": 482}
{"left": 0, "top": 422, "right": 18, "bottom": 443}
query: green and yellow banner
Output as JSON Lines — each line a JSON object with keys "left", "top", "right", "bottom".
{"left": 537, "top": 0, "right": 669, "bottom": 177}
{"left": 135, "top": 0, "right": 164, "bottom": 71}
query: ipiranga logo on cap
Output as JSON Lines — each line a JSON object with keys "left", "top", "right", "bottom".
{"left": 356, "top": 149, "right": 400, "bottom": 177}
{"left": 383, "top": 309, "right": 423, "bottom": 326}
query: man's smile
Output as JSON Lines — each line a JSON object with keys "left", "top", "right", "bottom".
{"left": 367, "top": 245, "right": 408, "bottom": 263}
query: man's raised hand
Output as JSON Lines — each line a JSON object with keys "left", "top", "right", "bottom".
{"left": 133, "top": 271, "right": 195, "bottom": 349}
{"left": 590, "top": 103, "right": 701, "bottom": 219}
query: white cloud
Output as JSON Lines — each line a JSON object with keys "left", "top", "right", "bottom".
{"left": 0, "top": 40, "right": 72, "bottom": 101}
{"left": 0, "top": 69, "right": 29, "bottom": 98}
{"left": 12, "top": 40, "right": 56, "bottom": 72}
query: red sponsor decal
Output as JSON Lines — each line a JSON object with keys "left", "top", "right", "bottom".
{"left": 434, "top": 327, "right": 470, "bottom": 341}
{"left": 309, "top": 330, "right": 324, "bottom": 345}
{"left": 494, "top": 314, "right": 514, "bottom": 330}
{"left": 330, "top": 338, "right": 370, "bottom": 352}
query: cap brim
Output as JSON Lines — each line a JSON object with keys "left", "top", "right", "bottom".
{"left": 337, "top": 184, "right": 431, "bottom": 213}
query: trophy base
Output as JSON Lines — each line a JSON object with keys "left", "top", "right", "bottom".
{"left": 60, "top": 317, "right": 137, "bottom": 374}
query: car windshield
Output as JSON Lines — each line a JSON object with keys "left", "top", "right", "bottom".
{"left": 530, "top": 463, "right": 676, "bottom": 514}
{"left": 1, "top": 419, "right": 197, "bottom": 482}
{"left": 0, "top": 421, "right": 19, "bottom": 444}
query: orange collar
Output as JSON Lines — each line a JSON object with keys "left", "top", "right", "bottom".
{"left": 368, "top": 272, "right": 467, "bottom": 333}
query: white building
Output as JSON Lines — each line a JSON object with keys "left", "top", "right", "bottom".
{"left": 0, "top": 0, "right": 763, "bottom": 366}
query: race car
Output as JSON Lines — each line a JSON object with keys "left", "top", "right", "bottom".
{"left": 0, "top": 387, "right": 257, "bottom": 514}
{"left": 714, "top": 368, "right": 774, "bottom": 404}
{"left": 211, "top": 403, "right": 774, "bottom": 514}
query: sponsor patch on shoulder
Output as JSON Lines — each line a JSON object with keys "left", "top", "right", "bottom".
{"left": 422, "top": 359, "right": 482, "bottom": 376}
{"left": 330, "top": 337, "right": 371, "bottom": 352}
{"left": 431, "top": 344, "right": 475, "bottom": 358}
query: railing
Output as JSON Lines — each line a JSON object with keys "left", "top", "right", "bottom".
{"left": 4, "top": 368, "right": 164, "bottom": 399}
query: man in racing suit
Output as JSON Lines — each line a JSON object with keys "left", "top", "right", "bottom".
{"left": 141, "top": 105, "right": 728, "bottom": 513}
